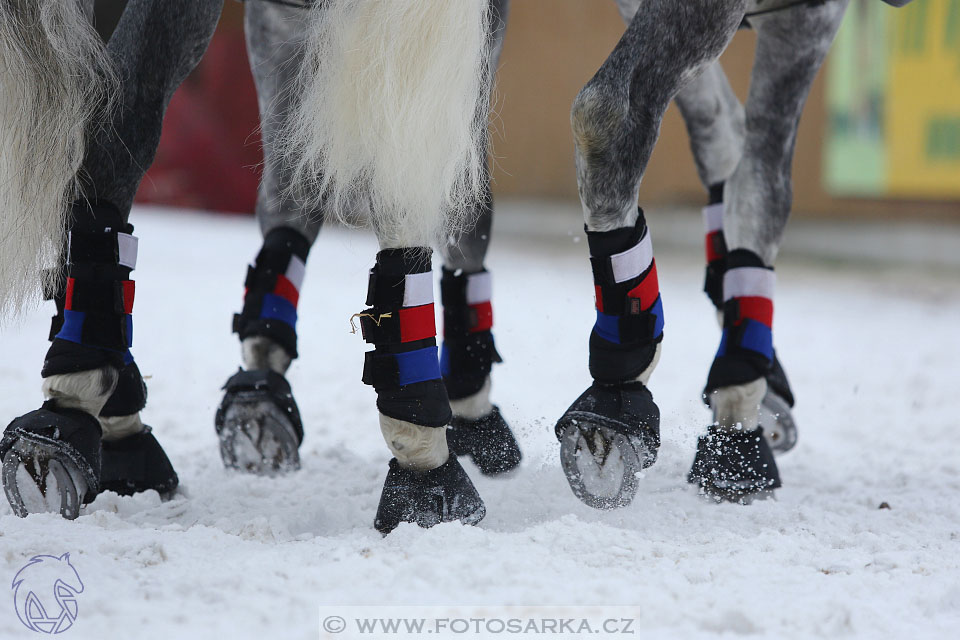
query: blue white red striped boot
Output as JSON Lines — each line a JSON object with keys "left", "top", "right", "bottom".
{"left": 440, "top": 268, "right": 521, "bottom": 475}
{"left": 703, "top": 190, "right": 797, "bottom": 453}
{"left": 216, "top": 228, "right": 308, "bottom": 475}
{"left": 690, "top": 248, "right": 782, "bottom": 500}
{"left": 359, "top": 249, "right": 484, "bottom": 534}
{"left": 555, "top": 211, "right": 663, "bottom": 509}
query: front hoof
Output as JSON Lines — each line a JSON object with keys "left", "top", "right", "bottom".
{"left": 100, "top": 427, "right": 179, "bottom": 499}
{"left": 215, "top": 369, "right": 303, "bottom": 476}
{"left": 555, "top": 382, "right": 659, "bottom": 510}
{"left": 374, "top": 456, "right": 486, "bottom": 535}
{"left": 447, "top": 406, "right": 522, "bottom": 475}
{"left": 1, "top": 406, "right": 102, "bottom": 519}
{"left": 759, "top": 390, "right": 797, "bottom": 454}
{"left": 687, "top": 426, "right": 781, "bottom": 502}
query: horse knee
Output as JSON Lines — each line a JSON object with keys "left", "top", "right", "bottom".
{"left": 571, "top": 80, "right": 628, "bottom": 161}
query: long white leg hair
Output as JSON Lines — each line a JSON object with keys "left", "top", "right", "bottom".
{"left": 285, "top": 0, "right": 492, "bottom": 246}
{"left": 0, "top": 0, "right": 115, "bottom": 318}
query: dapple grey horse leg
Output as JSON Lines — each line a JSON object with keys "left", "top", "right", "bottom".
{"left": 572, "top": 0, "right": 745, "bottom": 232}
{"left": 80, "top": 0, "right": 224, "bottom": 217}
{"left": 244, "top": 0, "right": 322, "bottom": 245}
{"left": 674, "top": 63, "right": 745, "bottom": 193}
{"left": 724, "top": 0, "right": 849, "bottom": 265}
{"left": 706, "top": 0, "right": 849, "bottom": 432}
{"left": 439, "top": 0, "right": 510, "bottom": 425}
{"left": 440, "top": 0, "right": 508, "bottom": 273}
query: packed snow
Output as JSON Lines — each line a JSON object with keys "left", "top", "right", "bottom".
{"left": 1, "top": 205, "right": 958, "bottom": 639}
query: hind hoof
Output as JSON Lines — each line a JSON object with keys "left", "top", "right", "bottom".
{"left": 447, "top": 406, "right": 522, "bottom": 475}
{"left": 688, "top": 426, "right": 781, "bottom": 502}
{"left": 1, "top": 407, "right": 101, "bottom": 519}
{"left": 374, "top": 456, "right": 485, "bottom": 534}
{"left": 216, "top": 369, "right": 303, "bottom": 476}
{"left": 555, "top": 382, "right": 659, "bottom": 510}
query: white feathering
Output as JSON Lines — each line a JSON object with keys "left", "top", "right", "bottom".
{"left": 0, "top": 0, "right": 115, "bottom": 319}
{"left": 286, "top": 0, "right": 492, "bottom": 247}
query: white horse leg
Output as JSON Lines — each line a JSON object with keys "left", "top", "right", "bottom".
{"left": 691, "top": 0, "right": 850, "bottom": 499}
{"left": 556, "top": 0, "right": 745, "bottom": 509}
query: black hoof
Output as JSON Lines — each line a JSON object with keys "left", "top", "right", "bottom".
{"left": 0, "top": 405, "right": 101, "bottom": 519}
{"left": 215, "top": 369, "right": 303, "bottom": 475}
{"left": 447, "top": 406, "right": 522, "bottom": 475}
{"left": 555, "top": 382, "right": 659, "bottom": 510}
{"left": 759, "top": 390, "right": 797, "bottom": 454}
{"left": 100, "top": 427, "right": 179, "bottom": 499}
{"left": 687, "top": 426, "right": 781, "bottom": 502}
{"left": 374, "top": 456, "right": 486, "bottom": 535}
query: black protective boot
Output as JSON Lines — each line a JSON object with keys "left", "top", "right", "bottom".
{"left": 1, "top": 404, "right": 102, "bottom": 519}
{"left": 215, "top": 369, "right": 304, "bottom": 475}
{"left": 555, "top": 382, "right": 659, "bottom": 509}
{"left": 219, "top": 228, "right": 309, "bottom": 475}
{"left": 440, "top": 268, "right": 521, "bottom": 475}
{"left": 703, "top": 191, "right": 797, "bottom": 454}
{"left": 374, "top": 456, "right": 486, "bottom": 535}
{"left": 687, "top": 426, "right": 781, "bottom": 501}
{"left": 447, "top": 406, "right": 521, "bottom": 475}
{"left": 557, "top": 212, "right": 664, "bottom": 509}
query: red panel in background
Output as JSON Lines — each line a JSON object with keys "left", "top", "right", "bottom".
{"left": 135, "top": 27, "right": 262, "bottom": 215}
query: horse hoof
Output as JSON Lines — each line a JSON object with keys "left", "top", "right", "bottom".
{"left": 447, "top": 406, "right": 522, "bottom": 475}
{"left": 759, "top": 390, "right": 797, "bottom": 454}
{"left": 555, "top": 382, "right": 659, "bottom": 510}
{"left": 215, "top": 369, "right": 303, "bottom": 476}
{"left": 1, "top": 407, "right": 101, "bottom": 519}
{"left": 100, "top": 427, "right": 179, "bottom": 499}
{"left": 687, "top": 426, "right": 781, "bottom": 502}
{"left": 374, "top": 456, "right": 485, "bottom": 534}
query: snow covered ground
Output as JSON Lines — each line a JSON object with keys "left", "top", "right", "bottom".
{"left": 1, "top": 205, "right": 958, "bottom": 639}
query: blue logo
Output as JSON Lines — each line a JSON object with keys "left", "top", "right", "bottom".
{"left": 11, "top": 553, "right": 84, "bottom": 634}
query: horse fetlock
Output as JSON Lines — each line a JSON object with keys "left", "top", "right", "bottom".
{"left": 242, "top": 336, "right": 292, "bottom": 375}
{"left": 708, "top": 377, "right": 767, "bottom": 432}
{"left": 42, "top": 366, "right": 118, "bottom": 418}
{"left": 379, "top": 414, "right": 450, "bottom": 472}
{"left": 449, "top": 377, "right": 493, "bottom": 421}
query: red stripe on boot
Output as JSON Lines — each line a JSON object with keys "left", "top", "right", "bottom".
{"left": 470, "top": 301, "right": 493, "bottom": 333}
{"left": 595, "top": 285, "right": 604, "bottom": 313}
{"left": 64, "top": 278, "right": 75, "bottom": 311}
{"left": 627, "top": 259, "right": 660, "bottom": 310}
{"left": 706, "top": 231, "right": 725, "bottom": 263}
{"left": 273, "top": 274, "right": 300, "bottom": 306}
{"left": 734, "top": 296, "right": 773, "bottom": 328}
{"left": 122, "top": 280, "right": 136, "bottom": 315}
{"left": 399, "top": 304, "right": 437, "bottom": 343}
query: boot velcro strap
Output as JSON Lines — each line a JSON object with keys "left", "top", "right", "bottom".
{"left": 362, "top": 345, "right": 442, "bottom": 390}
{"left": 68, "top": 230, "right": 137, "bottom": 269}
{"left": 366, "top": 269, "right": 433, "bottom": 310}
{"left": 593, "top": 294, "right": 664, "bottom": 346}
{"left": 64, "top": 277, "right": 133, "bottom": 315}
{"left": 56, "top": 310, "right": 131, "bottom": 352}
{"left": 359, "top": 304, "right": 436, "bottom": 345}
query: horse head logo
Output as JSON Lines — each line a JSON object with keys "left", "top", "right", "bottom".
{"left": 11, "top": 553, "right": 84, "bottom": 634}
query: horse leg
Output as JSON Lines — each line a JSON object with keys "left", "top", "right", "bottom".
{"left": 439, "top": 0, "right": 521, "bottom": 476}
{"left": 555, "top": 0, "right": 745, "bottom": 509}
{"left": 675, "top": 62, "right": 799, "bottom": 453}
{"left": 216, "top": 0, "right": 320, "bottom": 476}
{"left": 689, "top": 0, "right": 849, "bottom": 500}
{"left": 1, "top": 0, "right": 223, "bottom": 518}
